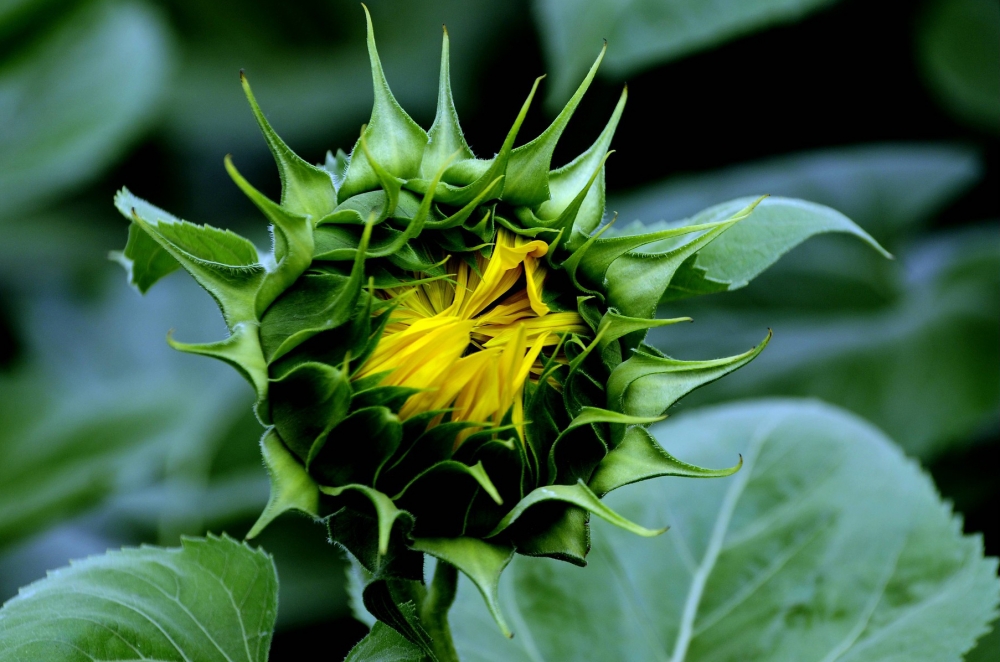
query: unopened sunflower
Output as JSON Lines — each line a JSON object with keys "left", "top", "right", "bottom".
{"left": 111, "top": 8, "right": 878, "bottom": 657}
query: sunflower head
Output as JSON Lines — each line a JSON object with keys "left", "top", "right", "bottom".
{"left": 113, "top": 7, "right": 785, "bottom": 644}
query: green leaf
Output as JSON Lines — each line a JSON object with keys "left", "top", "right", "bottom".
{"left": 596, "top": 308, "right": 691, "bottom": 368}
{"left": 598, "top": 209, "right": 753, "bottom": 319}
{"left": 419, "top": 26, "right": 475, "bottom": 178}
{"left": 343, "top": 621, "right": 426, "bottom": 662}
{"left": 412, "top": 537, "right": 516, "bottom": 639}
{"left": 361, "top": 582, "right": 435, "bottom": 658}
{"left": 115, "top": 188, "right": 265, "bottom": 327}
{"left": 654, "top": 224, "right": 1000, "bottom": 459}
{"left": 533, "top": 0, "right": 842, "bottom": 105}
{"left": 260, "top": 221, "right": 371, "bottom": 362}
{"left": 607, "top": 333, "right": 770, "bottom": 418}
{"left": 153, "top": 218, "right": 261, "bottom": 266}
{"left": 488, "top": 480, "right": 665, "bottom": 540}
{"left": 609, "top": 196, "right": 889, "bottom": 306}
{"left": 111, "top": 221, "right": 181, "bottom": 294}
{"left": 240, "top": 74, "right": 338, "bottom": 219}
{"left": 506, "top": 504, "right": 592, "bottom": 566}
{"left": 339, "top": 6, "right": 429, "bottom": 202}
{"left": 329, "top": 507, "right": 420, "bottom": 582}
{"left": 393, "top": 461, "right": 505, "bottom": 536}
{"left": 450, "top": 400, "right": 1000, "bottom": 661}
{"left": 609, "top": 143, "right": 982, "bottom": 244}
{"left": 589, "top": 425, "right": 742, "bottom": 497}
{"left": 918, "top": 0, "right": 1000, "bottom": 134}
{"left": 312, "top": 407, "right": 404, "bottom": 487}
{"left": 223, "top": 155, "right": 315, "bottom": 315}
{"left": 0, "top": 534, "right": 278, "bottom": 661}
{"left": 248, "top": 428, "right": 320, "bottom": 539}
{"left": 269, "top": 361, "right": 351, "bottom": 462}
{"left": 0, "top": 0, "right": 173, "bottom": 220}
{"left": 545, "top": 86, "right": 628, "bottom": 249}
{"left": 668, "top": 197, "right": 888, "bottom": 300}
{"left": 576, "top": 216, "right": 736, "bottom": 297}
{"left": 168, "top": 321, "right": 269, "bottom": 404}
{"left": 546, "top": 406, "right": 663, "bottom": 483}
{"left": 321, "top": 484, "right": 409, "bottom": 557}
{"left": 412, "top": 74, "right": 541, "bottom": 207}
{"left": 502, "top": 43, "right": 605, "bottom": 206}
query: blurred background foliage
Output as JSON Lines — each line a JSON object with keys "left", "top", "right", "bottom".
{"left": 0, "top": 0, "right": 996, "bottom": 658}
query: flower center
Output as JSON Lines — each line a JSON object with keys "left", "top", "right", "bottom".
{"left": 354, "top": 229, "right": 588, "bottom": 444}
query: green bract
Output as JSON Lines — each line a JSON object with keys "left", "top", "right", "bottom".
{"left": 113, "top": 8, "right": 885, "bottom": 653}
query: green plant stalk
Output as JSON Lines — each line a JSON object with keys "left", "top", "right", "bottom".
{"left": 421, "top": 560, "right": 461, "bottom": 662}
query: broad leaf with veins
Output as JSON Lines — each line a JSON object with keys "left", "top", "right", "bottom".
{"left": 0, "top": 535, "right": 278, "bottom": 661}
{"left": 448, "top": 400, "right": 1000, "bottom": 661}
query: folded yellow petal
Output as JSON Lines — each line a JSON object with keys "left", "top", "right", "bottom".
{"left": 355, "top": 229, "right": 588, "bottom": 446}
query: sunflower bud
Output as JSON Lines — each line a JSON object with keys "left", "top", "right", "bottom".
{"left": 113, "top": 8, "right": 776, "bottom": 645}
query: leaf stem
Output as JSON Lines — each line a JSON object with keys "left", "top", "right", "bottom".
{"left": 421, "top": 559, "right": 461, "bottom": 662}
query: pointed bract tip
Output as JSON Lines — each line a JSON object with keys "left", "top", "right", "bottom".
{"left": 238, "top": 68, "right": 245, "bottom": 81}
{"left": 442, "top": 24, "right": 448, "bottom": 35}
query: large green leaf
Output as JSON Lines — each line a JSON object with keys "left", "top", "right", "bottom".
{"left": 663, "top": 196, "right": 888, "bottom": 300}
{"left": 917, "top": 0, "right": 1000, "bottom": 134}
{"left": 650, "top": 224, "right": 1000, "bottom": 459}
{"left": 609, "top": 143, "right": 982, "bottom": 245}
{"left": 532, "top": 0, "right": 843, "bottom": 104}
{"left": 0, "top": 535, "right": 278, "bottom": 661}
{"left": 449, "top": 400, "right": 1000, "bottom": 660}
{"left": 0, "top": 0, "right": 173, "bottom": 220}
{"left": 598, "top": 196, "right": 886, "bottom": 320}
